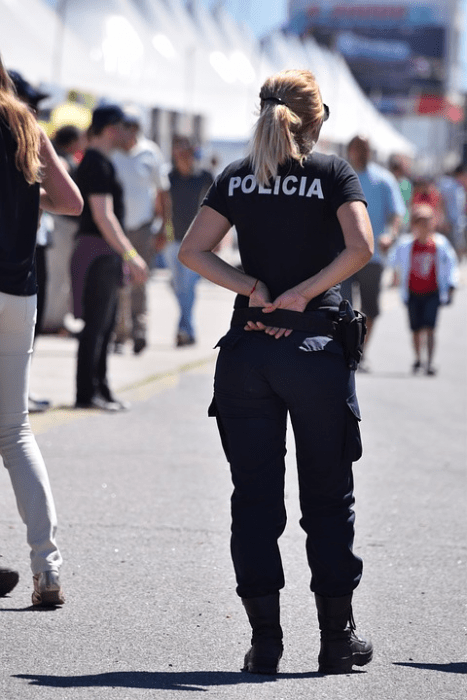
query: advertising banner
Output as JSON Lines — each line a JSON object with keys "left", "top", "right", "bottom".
{"left": 288, "top": 2, "right": 453, "bottom": 116}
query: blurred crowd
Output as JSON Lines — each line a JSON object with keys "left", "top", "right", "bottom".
{"left": 7, "top": 69, "right": 219, "bottom": 413}
{"left": 9, "top": 69, "right": 466, "bottom": 410}
{"left": 389, "top": 156, "right": 467, "bottom": 255}
{"left": 342, "top": 136, "right": 462, "bottom": 376}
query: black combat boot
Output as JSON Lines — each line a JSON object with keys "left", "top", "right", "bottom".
{"left": 241, "top": 593, "right": 283, "bottom": 674}
{"left": 315, "top": 593, "right": 373, "bottom": 674}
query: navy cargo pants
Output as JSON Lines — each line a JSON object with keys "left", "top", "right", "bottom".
{"left": 210, "top": 326, "right": 364, "bottom": 599}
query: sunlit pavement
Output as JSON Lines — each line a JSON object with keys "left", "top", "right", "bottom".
{"left": 1, "top": 263, "right": 466, "bottom": 700}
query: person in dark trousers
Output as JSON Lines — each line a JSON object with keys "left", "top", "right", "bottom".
{"left": 342, "top": 135, "right": 405, "bottom": 370}
{"left": 179, "top": 69, "right": 374, "bottom": 675}
{"left": 0, "top": 53, "right": 83, "bottom": 604}
{"left": 71, "top": 105, "right": 148, "bottom": 411}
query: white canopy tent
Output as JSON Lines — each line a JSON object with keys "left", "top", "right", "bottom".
{"left": 0, "top": 0, "right": 96, "bottom": 86}
{"left": 51, "top": 0, "right": 185, "bottom": 106}
{"left": 0, "top": 0, "right": 416, "bottom": 155}
{"left": 263, "top": 31, "right": 415, "bottom": 157}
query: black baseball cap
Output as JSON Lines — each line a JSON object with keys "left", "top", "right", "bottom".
{"left": 8, "top": 70, "right": 49, "bottom": 107}
{"left": 91, "top": 105, "right": 127, "bottom": 133}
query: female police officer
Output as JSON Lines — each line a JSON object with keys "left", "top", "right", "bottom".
{"left": 179, "top": 69, "right": 374, "bottom": 675}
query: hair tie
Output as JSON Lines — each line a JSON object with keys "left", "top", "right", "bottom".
{"left": 262, "top": 96, "right": 287, "bottom": 107}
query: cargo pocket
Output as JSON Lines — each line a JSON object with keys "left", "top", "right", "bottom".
{"left": 345, "top": 392, "right": 363, "bottom": 462}
{"left": 298, "top": 335, "right": 344, "bottom": 357}
{"left": 209, "top": 328, "right": 238, "bottom": 463}
{"left": 213, "top": 325, "right": 244, "bottom": 351}
{"left": 208, "top": 395, "right": 231, "bottom": 462}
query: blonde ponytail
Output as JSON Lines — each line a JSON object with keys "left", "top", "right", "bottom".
{"left": 0, "top": 54, "right": 41, "bottom": 185}
{"left": 248, "top": 70, "right": 326, "bottom": 187}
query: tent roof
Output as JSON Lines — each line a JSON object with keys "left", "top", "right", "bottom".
{"left": 0, "top": 0, "right": 415, "bottom": 154}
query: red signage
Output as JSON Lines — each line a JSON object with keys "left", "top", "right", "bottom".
{"left": 417, "top": 95, "right": 464, "bottom": 123}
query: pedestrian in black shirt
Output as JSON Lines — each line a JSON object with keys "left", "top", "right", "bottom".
{"left": 0, "top": 53, "right": 83, "bottom": 605}
{"left": 71, "top": 105, "right": 148, "bottom": 410}
{"left": 179, "top": 69, "right": 374, "bottom": 675}
{"left": 8, "top": 69, "right": 57, "bottom": 412}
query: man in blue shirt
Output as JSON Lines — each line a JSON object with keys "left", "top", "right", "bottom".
{"left": 436, "top": 165, "right": 467, "bottom": 256}
{"left": 341, "top": 136, "right": 406, "bottom": 368}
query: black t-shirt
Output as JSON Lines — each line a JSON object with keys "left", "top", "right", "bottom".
{"left": 0, "top": 118, "right": 40, "bottom": 296}
{"left": 169, "top": 168, "right": 214, "bottom": 242}
{"left": 75, "top": 148, "right": 124, "bottom": 236}
{"left": 203, "top": 153, "right": 366, "bottom": 311}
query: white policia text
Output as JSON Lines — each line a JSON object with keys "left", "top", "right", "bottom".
{"left": 228, "top": 174, "right": 324, "bottom": 198}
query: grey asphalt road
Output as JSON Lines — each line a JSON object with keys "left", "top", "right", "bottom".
{"left": 1, "top": 273, "right": 466, "bottom": 700}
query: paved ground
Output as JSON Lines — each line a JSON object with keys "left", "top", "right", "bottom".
{"left": 1, "top": 267, "right": 466, "bottom": 700}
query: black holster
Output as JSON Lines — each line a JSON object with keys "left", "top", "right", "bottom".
{"left": 336, "top": 300, "right": 367, "bottom": 370}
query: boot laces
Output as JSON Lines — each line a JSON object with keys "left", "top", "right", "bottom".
{"left": 348, "top": 607, "right": 356, "bottom": 631}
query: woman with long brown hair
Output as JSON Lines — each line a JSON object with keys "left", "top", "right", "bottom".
{"left": 179, "top": 70, "right": 374, "bottom": 675}
{"left": 0, "top": 53, "right": 82, "bottom": 605}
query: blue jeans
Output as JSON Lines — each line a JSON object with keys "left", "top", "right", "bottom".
{"left": 164, "top": 242, "right": 199, "bottom": 338}
{"left": 210, "top": 326, "right": 364, "bottom": 599}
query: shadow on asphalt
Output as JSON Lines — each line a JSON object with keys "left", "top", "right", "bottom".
{"left": 13, "top": 665, "right": 461, "bottom": 690}
{"left": 0, "top": 605, "right": 62, "bottom": 612}
{"left": 14, "top": 670, "right": 323, "bottom": 690}
{"left": 394, "top": 662, "right": 467, "bottom": 674}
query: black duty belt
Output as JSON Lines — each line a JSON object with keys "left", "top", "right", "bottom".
{"left": 230, "top": 308, "right": 337, "bottom": 337}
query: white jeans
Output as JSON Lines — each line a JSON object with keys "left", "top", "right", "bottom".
{"left": 0, "top": 291, "right": 62, "bottom": 574}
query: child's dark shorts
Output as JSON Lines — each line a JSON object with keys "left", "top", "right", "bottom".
{"left": 407, "top": 290, "right": 440, "bottom": 331}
